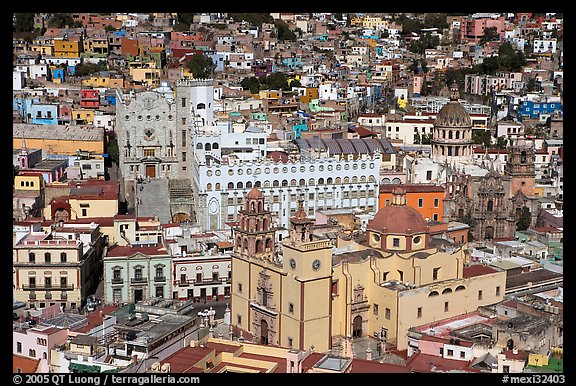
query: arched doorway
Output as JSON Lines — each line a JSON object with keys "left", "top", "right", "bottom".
{"left": 260, "top": 319, "right": 269, "bottom": 345}
{"left": 172, "top": 212, "right": 190, "bottom": 223}
{"left": 352, "top": 315, "right": 363, "bottom": 338}
{"left": 485, "top": 226, "right": 494, "bottom": 240}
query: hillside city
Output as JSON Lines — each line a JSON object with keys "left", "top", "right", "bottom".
{"left": 12, "top": 12, "right": 563, "bottom": 374}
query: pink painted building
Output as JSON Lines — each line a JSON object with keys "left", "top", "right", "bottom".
{"left": 13, "top": 326, "right": 68, "bottom": 373}
{"left": 460, "top": 15, "right": 505, "bottom": 42}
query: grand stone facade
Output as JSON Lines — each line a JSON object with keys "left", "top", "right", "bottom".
{"left": 115, "top": 79, "right": 382, "bottom": 230}
{"left": 115, "top": 79, "right": 215, "bottom": 225}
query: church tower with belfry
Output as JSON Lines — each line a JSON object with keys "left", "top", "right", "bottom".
{"left": 231, "top": 189, "right": 333, "bottom": 353}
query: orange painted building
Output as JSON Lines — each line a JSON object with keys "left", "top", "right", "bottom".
{"left": 379, "top": 184, "right": 445, "bottom": 222}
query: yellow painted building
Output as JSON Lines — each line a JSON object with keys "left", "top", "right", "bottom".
{"left": 13, "top": 223, "right": 103, "bottom": 310}
{"left": 70, "top": 108, "right": 95, "bottom": 124}
{"left": 232, "top": 189, "right": 333, "bottom": 353}
{"left": 13, "top": 124, "right": 105, "bottom": 157}
{"left": 53, "top": 38, "right": 82, "bottom": 58}
{"left": 232, "top": 187, "right": 507, "bottom": 353}
{"left": 129, "top": 61, "right": 161, "bottom": 87}
{"left": 82, "top": 75, "right": 111, "bottom": 88}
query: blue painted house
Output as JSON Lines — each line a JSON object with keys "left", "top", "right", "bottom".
{"left": 282, "top": 57, "right": 303, "bottom": 70}
{"left": 13, "top": 97, "right": 39, "bottom": 122}
{"left": 30, "top": 103, "right": 59, "bottom": 125}
{"left": 518, "top": 100, "right": 563, "bottom": 121}
{"left": 52, "top": 68, "right": 65, "bottom": 82}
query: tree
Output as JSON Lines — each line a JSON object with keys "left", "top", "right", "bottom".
{"left": 516, "top": 206, "right": 532, "bottom": 231}
{"left": 240, "top": 76, "right": 261, "bottom": 94}
{"left": 14, "top": 13, "right": 35, "bottom": 32}
{"left": 47, "top": 13, "right": 81, "bottom": 28}
{"left": 106, "top": 134, "right": 119, "bottom": 165}
{"left": 13, "top": 165, "right": 19, "bottom": 185}
{"left": 479, "top": 27, "right": 499, "bottom": 44}
{"left": 496, "top": 136, "right": 508, "bottom": 149}
{"left": 188, "top": 54, "right": 216, "bottom": 79}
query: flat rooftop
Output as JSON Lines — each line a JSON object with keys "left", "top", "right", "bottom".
{"left": 14, "top": 123, "right": 104, "bottom": 142}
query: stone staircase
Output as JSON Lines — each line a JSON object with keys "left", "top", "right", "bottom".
{"left": 135, "top": 178, "right": 171, "bottom": 223}
{"left": 169, "top": 179, "right": 193, "bottom": 201}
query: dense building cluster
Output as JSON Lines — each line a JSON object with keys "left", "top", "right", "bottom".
{"left": 13, "top": 12, "right": 562, "bottom": 374}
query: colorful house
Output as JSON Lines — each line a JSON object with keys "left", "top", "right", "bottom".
{"left": 379, "top": 183, "right": 445, "bottom": 222}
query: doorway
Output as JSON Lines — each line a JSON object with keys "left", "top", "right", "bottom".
{"left": 352, "top": 315, "right": 363, "bottom": 338}
{"left": 260, "top": 319, "right": 269, "bottom": 345}
{"left": 134, "top": 289, "right": 143, "bottom": 303}
{"left": 145, "top": 164, "right": 156, "bottom": 178}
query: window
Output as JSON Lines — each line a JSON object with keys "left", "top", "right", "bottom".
{"left": 134, "top": 267, "right": 143, "bottom": 280}
{"left": 426, "top": 170, "right": 432, "bottom": 180}
{"left": 196, "top": 273, "right": 202, "bottom": 283}
{"left": 460, "top": 351, "right": 466, "bottom": 359}
{"left": 156, "top": 267, "right": 164, "bottom": 279}
{"left": 418, "top": 198, "right": 423, "bottom": 208}
{"left": 237, "top": 314, "right": 242, "bottom": 325}
{"left": 44, "top": 253, "right": 51, "bottom": 263}
{"left": 113, "top": 268, "right": 121, "bottom": 279}
{"left": 29, "top": 349, "right": 36, "bottom": 358}
{"left": 60, "top": 277, "right": 67, "bottom": 288}
{"left": 478, "top": 290, "right": 483, "bottom": 300}
{"left": 433, "top": 267, "right": 440, "bottom": 281}
{"left": 144, "top": 148, "right": 155, "bottom": 157}
{"left": 398, "top": 270, "right": 403, "bottom": 281}
{"left": 288, "top": 338, "right": 293, "bottom": 347}
{"left": 82, "top": 208, "right": 87, "bottom": 217}
{"left": 447, "top": 349, "right": 454, "bottom": 357}
{"left": 289, "top": 303, "right": 294, "bottom": 313}
{"left": 385, "top": 308, "right": 391, "bottom": 320}
{"left": 393, "top": 238, "right": 400, "bottom": 247}
{"left": 444, "top": 301, "right": 449, "bottom": 312}
{"left": 417, "top": 307, "right": 422, "bottom": 318}
{"left": 16, "top": 342, "right": 22, "bottom": 353}
{"left": 60, "top": 253, "right": 67, "bottom": 263}
{"left": 29, "top": 277, "right": 36, "bottom": 289}
{"left": 434, "top": 198, "right": 439, "bottom": 208}
{"left": 496, "top": 286, "right": 500, "bottom": 296}
{"left": 238, "top": 283, "right": 243, "bottom": 293}
{"left": 29, "top": 253, "right": 35, "bottom": 263}
{"left": 182, "top": 152, "right": 186, "bottom": 161}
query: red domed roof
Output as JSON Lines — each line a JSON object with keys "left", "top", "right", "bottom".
{"left": 246, "top": 187, "right": 263, "bottom": 199}
{"left": 369, "top": 204, "right": 429, "bottom": 235}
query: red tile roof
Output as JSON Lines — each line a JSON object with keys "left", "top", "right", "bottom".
{"left": 13, "top": 354, "right": 40, "bottom": 373}
{"left": 159, "top": 346, "right": 213, "bottom": 373}
{"left": 105, "top": 244, "right": 169, "bottom": 257}
{"left": 463, "top": 265, "right": 500, "bottom": 278}
{"left": 405, "top": 352, "right": 479, "bottom": 373}
{"left": 74, "top": 305, "right": 119, "bottom": 333}
{"left": 349, "top": 358, "right": 410, "bottom": 373}
{"left": 239, "top": 352, "right": 287, "bottom": 373}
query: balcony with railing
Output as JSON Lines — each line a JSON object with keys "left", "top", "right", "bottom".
{"left": 111, "top": 277, "right": 124, "bottom": 285}
{"left": 22, "top": 284, "right": 75, "bottom": 291}
{"left": 174, "top": 277, "right": 232, "bottom": 287}
{"left": 153, "top": 275, "right": 166, "bottom": 283}
{"left": 130, "top": 277, "right": 148, "bottom": 285}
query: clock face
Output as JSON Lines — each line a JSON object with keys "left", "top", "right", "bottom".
{"left": 312, "top": 259, "right": 321, "bottom": 271}
{"left": 289, "top": 259, "right": 296, "bottom": 269}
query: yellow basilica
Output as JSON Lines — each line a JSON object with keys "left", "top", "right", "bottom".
{"left": 231, "top": 187, "right": 506, "bottom": 353}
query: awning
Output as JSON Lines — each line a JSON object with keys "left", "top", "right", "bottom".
{"left": 69, "top": 362, "right": 101, "bottom": 373}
